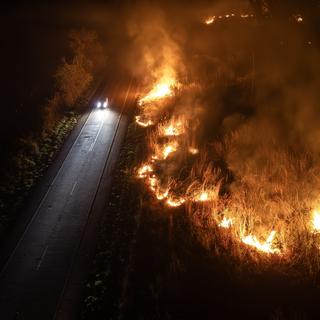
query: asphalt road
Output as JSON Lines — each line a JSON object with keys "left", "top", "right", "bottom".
{"left": 0, "top": 78, "right": 138, "bottom": 319}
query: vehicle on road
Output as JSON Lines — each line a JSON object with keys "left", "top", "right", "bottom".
{"left": 96, "top": 97, "right": 108, "bottom": 109}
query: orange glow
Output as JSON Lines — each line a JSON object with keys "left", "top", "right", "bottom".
{"left": 156, "top": 189, "right": 169, "bottom": 200}
{"left": 205, "top": 16, "right": 215, "bottom": 24}
{"left": 158, "top": 116, "right": 186, "bottom": 137}
{"left": 241, "top": 231, "right": 280, "bottom": 254}
{"left": 163, "top": 144, "right": 177, "bottom": 159}
{"left": 312, "top": 209, "right": 320, "bottom": 232}
{"left": 166, "top": 197, "right": 186, "bottom": 207}
{"left": 148, "top": 176, "right": 158, "bottom": 191}
{"left": 137, "top": 164, "right": 153, "bottom": 178}
{"left": 135, "top": 116, "right": 154, "bottom": 127}
{"left": 218, "top": 217, "right": 233, "bottom": 228}
{"left": 294, "top": 14, "right": 303, "bottom": 23}
{"left": 151, "top": 142, "right": 178, "bottom": 160}
{"left": 199, "top": 192, "right": 209, "bottom": 201}
{"left": 188, "top": 147, "right": 199, "bottom": 155}
{"left": 163, "top": 124, "right": 181, "bottom": 136}
{"left": 193, "top": 186, "right": 219, "bottom": 203}
{"left": 204, "top": 13, "right": 254, "bottom": 26}
{"left": 138, "top": 79, "right": 176, "bottom": 105}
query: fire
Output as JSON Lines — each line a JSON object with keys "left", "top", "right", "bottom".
{"left": 148, "top": 176, "right": 158, "bottom": 191}
{"left": 241, "top": 231, "right": 280, "bottom": 254}
{"left": 163, "top": 145, "right": 176, "bottom": 159}
{"left": 138, "top": 80, "right": 175, "bottom": 105}
{"left": 163, "top": 124, "right": 181, "bottom": 136}
{"left": 218, "top": 217, "right": 233, "bottom": 228}
{"left": 135, "top": 116, "right": 154, "bottom": 127}
{"left": 137, "top": 164, "right": 153, "bottom": 178}
{"left": 154, "top": 142, "right": 178, "bottom": 160}
{"left": 156, "top": 189, "right": 169, "bottom": 200}
{"left": 293, "top": 14, "right": 303, "bottom": 23}
{"left": 193, "top": 186, "right": 219, "bottom": 203}
{"left": 312, "top": 209, "right": 320, "bottom": 232}
{"left": 205, "top": 16, "right": 215, "bottom": 24}
{"left": 166, "top": 197, "right": 186, "bottom": 207}
{"left": 204, "top": 13, "right": 254, "bottom": 25}
{"left": 199, "top": 192, "right": 208, "bottom": 201}
{"left": 188, "top": 147, "right": 199, "bottom": 155}
{"left": 158, "top": 116, "right": 186, "bottom": 137}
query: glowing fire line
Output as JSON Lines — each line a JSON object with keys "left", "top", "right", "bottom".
{"left": 135, "top": 77, "right": 286, "bottom": 256}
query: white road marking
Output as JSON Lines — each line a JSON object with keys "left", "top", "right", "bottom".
{"left": 89, "top": 119, "right": 104, "bottom": 152}
{"left": 70, "top": 181, "right": 78, "bottom": 195}
{"left": 36, "top": 245, "right": 48, "bottom": 270}
{"left": 0, "top": 110, "right": 95, "bottom": 277}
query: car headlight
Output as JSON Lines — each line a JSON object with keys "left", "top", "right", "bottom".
{"left": 103, "top": 101, "right": 107, "bottom": 108}
{"left": 97, "top": 101, "right": 101, "bottom": 108}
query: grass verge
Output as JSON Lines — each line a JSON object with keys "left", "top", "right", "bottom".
{"left": 0, "top": 110, "right": 80, "bottom": 235}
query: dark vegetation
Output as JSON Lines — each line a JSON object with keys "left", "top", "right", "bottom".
{"left": 0, "top": 113, "right": 78, "bottom": 234}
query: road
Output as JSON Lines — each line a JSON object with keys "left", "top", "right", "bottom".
{"left": 0, "top": 78, "right": 138, "bottom": 319}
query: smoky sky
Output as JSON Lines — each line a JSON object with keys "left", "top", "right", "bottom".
{"left": 3, "top": 0, "right": 320, "bottom": 155}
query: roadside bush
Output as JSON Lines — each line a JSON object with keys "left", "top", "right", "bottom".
{"left": 43, "top": 28, "right": 106, "bottom": 130}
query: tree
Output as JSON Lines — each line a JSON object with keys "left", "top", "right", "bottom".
{"left": 55, "top": 57, "right": 92, "bottom": 107}
{"left": 54, "top": 29, "right": 106, "bottom": 108}
{"left": 69, "top": 29, "right": 106, "bottom": 75}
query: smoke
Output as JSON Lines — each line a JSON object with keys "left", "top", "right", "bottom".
{"left": 125, "top": 0, "right": 320, "bottom": 260}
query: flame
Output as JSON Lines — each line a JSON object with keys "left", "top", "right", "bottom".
{"left": 166, "top": 197, "right": 186, "bottom": 207}
{"left": 312, "top": 209, "right": 320, "bottom": 232}
{"left": 188, "top": 147, "right": 199, "bottom": 155}
{"left": 193, "top": 186, "right": 219, "bottom": 203}
{"left": 139, "top": 79, "right": 175, "bottom": 105}
{"left": 148, "top": 176, "right": 158, "bottom": 191}
{"left": 135, "top": 116, "right": 154, "bottom": 127}
{"left": 159, "top": 117, "right": 185, "bottom": 137}
{"left": 294, "top": 14, "right": 303, "bottom": 22}
{"left": 156, "top": 188, "right": 169, "bottom": 200}
{"left": 204, "top": 13, "right": 254, "bottom": 26}
{"left": 137, "top": 164, "right": 153, "bottom": 178}
{"left": 163, "top": 144, "right": 177, "bottom": 159}
{"left": 219, "top": 217, "right": 233, "bottom": 228}
{"left": 199, "top": 192, "right": 209, "bottom": 201}
{"left": 163, "top": 124, "right": 181, "bottom": 136}
{"left": 205, "top": 16, "right": 215, "bottom": 24}
{"left": 143, "top": 170, "right": 170, "bottom": 202}
{"left": 152, "top": 142, "right": 178, "bottom": 160}
{"left": 241, "top": 231, "right": 280, "bottom": 254}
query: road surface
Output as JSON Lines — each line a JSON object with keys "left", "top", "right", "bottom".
{"left": 0, "top": 78, "right": 138, "bottom": 319}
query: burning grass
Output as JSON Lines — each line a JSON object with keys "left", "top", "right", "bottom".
{"left": 134, "top": 77, "right": 320, "bottom": 279}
